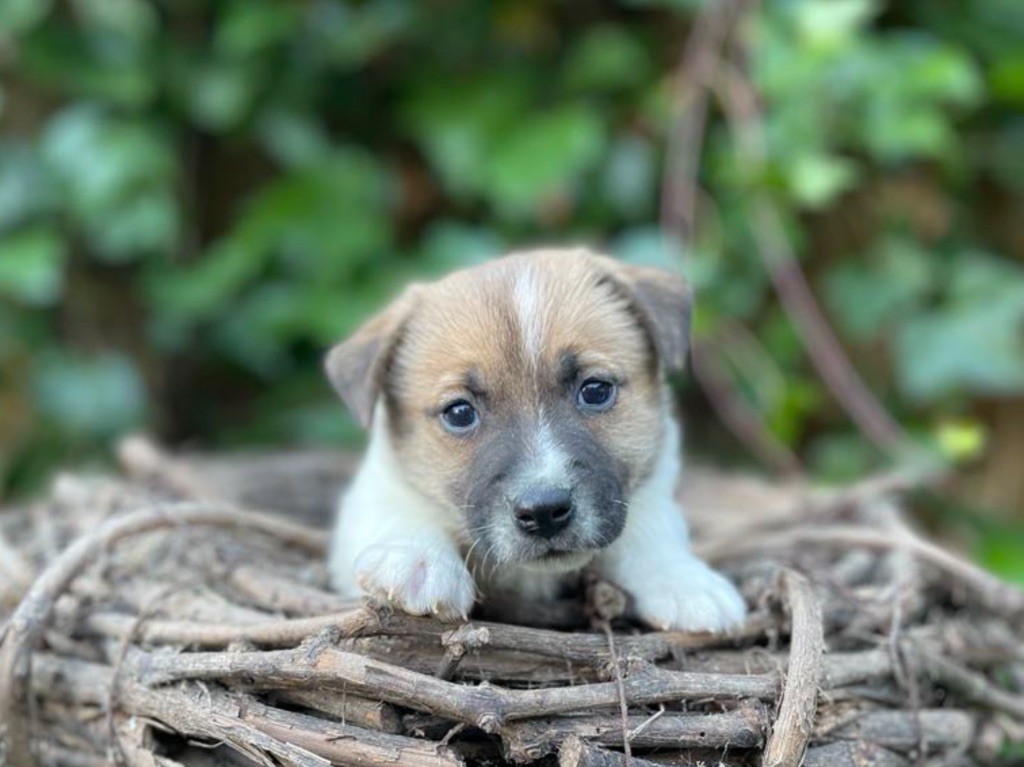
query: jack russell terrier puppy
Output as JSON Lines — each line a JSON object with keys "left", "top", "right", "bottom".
{"left": 325, "top": 248, "right": 746, "bottom": 632}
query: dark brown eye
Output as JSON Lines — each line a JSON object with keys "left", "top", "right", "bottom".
{"left": 441, "top": 400, "right": 478, "bottom": 433}
{"left": 577, "top": 379, "right": 616, "bottom": 412}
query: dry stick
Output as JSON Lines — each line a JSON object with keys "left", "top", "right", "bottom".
{"left": 228, "top": 565, "right": 356, "bottom": 616}
{"left": 909, "top": 647, "right": 1024, "bottom": 720}
{"left": 801, "top": 742, "right": 909, "bottom": 767}
{"left": 133, "top": 644, "right": 779, "bottom": 732}
{"left": 659, "top": 0, "right": 802, "bottom": 475}
{"left": 117, "top": 435, "right": 223, "bottom": 502}
{"left": 660, "top": 0, "right": 739, "bottom": 243}
{"left": 761, "top": 571, "right": 824, "bottom": 767}
{"left": 76, "top": 598, "right": 763, "bottom": 665}
{"left": 559, "top": 737, "right": 663, "bottom": 767}
{"left": 31, "top": 654, "right": 464, "bottom": 767}
{"left": 272, "top": 689, "right": 404, "bottom": 734}
{"left": 0, "top": 526, "right": 34, "bottom": 596}
{"left": 822, "top": 710, "right": 976, "bottom": 754}
{"left": 691, "top": 339, "right": 803, "bottom": 475}
{"left": 504, "top": 706, "right": 769, "bottom": 762}
{"left": 0, "top": 502, "right": 325, "bottom": 767}
{"left": 697, "top": 524, "right": 1024, "bottom": 615}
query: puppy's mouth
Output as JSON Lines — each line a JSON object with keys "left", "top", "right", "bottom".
{"left": 519, "top": 548, "right": 596, "bottom": 574}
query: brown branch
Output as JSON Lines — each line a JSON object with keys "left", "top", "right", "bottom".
{"left": 762, "top": 570, "right": 824, "bottom": 767}
{"left": 131, "top": 644, "right": 779, "bottom": 732}
{"left": 802, "top": 742, "right": 909, "bottom": 767}
{"left": 660, "top": 0, "right": 741, "bottom": 243}
{"left": 272, "top": 689, "right": 404, "bottom": 734}
{"left": 31, "top": 654, "right": 464, "bottom": 767}
{"left": 0, "top": 502, "right": 325, "bottom": 767}
{"left": 692, "top": 339, "right": 804, "bottom": 475}
{"left": 558, "top": 737, "right": 663, "bottom": 767}
{"left": 821, "top": 710, "right": 976, "bottom": 753}
{"left": 504, "top": 705, "right": 769, "bottom": 761}
{"left": 696, "top": 524, "right": 1024, "bottom": 615}
{"left": 74, "top": 599, "right": 763, "bottom": 665}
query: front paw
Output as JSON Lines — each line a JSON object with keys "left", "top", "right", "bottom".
{"left": 631, "top": 558, "right": 747, "bottom": 633}
{"left": 353, "top": 542, "right": 475, "bottom": 621}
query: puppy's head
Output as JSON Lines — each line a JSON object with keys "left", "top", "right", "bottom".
{"left": 327, "top": 248, "right": 691, "bottom": 572}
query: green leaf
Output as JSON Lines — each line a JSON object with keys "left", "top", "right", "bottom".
{"left": 611, "top": 228, "right": 685, "bottom": 273}
{"left": 31, "top": 352, "right": 147, "bottom": 439}
{"left": 793, "top": 0, "right": 877, "bottom": 47}
{"left": 0, "top": 143, "right": 57, "bottom": 230}
{"left": 787, "top": 153, "right": 858, "bottom": 208}
{"left": 403, "top": 73, "right": 533, "bottom": 197}
{"left": 824, "top": 238, "right": 933, "bottom": 340}
{"left": 561, "top": 25, "right": 653, "bottom": 92}
{"left": 483, "top": 106, "right": 605, "bottom": 217}
{"left": 70, "top": 0, "right": 157, "bottom": 43}
{"left": 216, "top": 0, "right": 299, "bottom": 58}
{"left": 0, "top": 227, "right": 66, "bottom": 306}
{"left": 185, "top": 61, "right": 260, "bottom": 132}
{"left": 84, "top": 189, "right": 179, "bottom": 262}
{"left": 42, "top": 107, "right": 174, "bottom": 214}
{"left": 976, "top": 525, "right": 1024, "bottom": 584}
{"left": 415, "top": 222, "right": 505, "bottom": 277}
{"left": 256, "top": 110, "right": 334, "bottom": 168}
{"left": 895, "top": 259, "right": 1024, "bottom": 401}
{"left": 602, "top": 136, "right": 657, "bottom": 217}
{"left": 0, "top": 0, "right": 53, "bottom": 34}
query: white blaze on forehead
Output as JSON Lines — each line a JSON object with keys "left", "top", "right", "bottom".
{"left": 513, "top": 262, "right": 546, "bottom": 360}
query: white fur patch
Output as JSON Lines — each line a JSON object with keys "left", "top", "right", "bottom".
{"left": 513, "top": 262, "right": 545, "bottom": 359}
{"left": 593, "top": 417, "right": 747, "bottom": 632}
{"left": 328, "top": 406, "right": 475, "bottom": 620}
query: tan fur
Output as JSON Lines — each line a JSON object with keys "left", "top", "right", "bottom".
{"left": 385, "top": 249, "right": 666, "bottom": 525}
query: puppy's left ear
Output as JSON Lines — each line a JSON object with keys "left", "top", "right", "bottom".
{"left": 324, "top": 288, "right": 418, "bottom": 429}
{"left": 603, "top": 260, "right": 694, "bottom": 373}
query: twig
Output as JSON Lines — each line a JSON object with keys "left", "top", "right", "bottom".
{"left": 132, "top": 645, "right": 779, "bottom": 731}
{"left": 31, "top": 654, "right": 464, "bottom": 767}
{"left": 660, "top": 0, "right": 741, "bottom": 243}
{"left": 559, "top": 737, "right": 663, "bottom": 767}
{"left": 820, "top": 710, "right": 976, "bottom": 754}
{"left": 802, "top": 742, "right": 910, "bottom": 767}
{"left": 696, "top": 524, "right": 1024, "bottom": 615}
{"left": 692, "top": 338, "right": 804, "bottom": 475}
{"left": 0, "top": 502, "right": 324, "bottom": 767}
{"left": 505, "top": 705, "right": 768, "bottom": 762}
{"left": 762, "top": 570, "right": 824, "bottom": 767}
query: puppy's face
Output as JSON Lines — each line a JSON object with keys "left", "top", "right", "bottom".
{"left": 327, "top": 249, "right": 691, "bottom": 572}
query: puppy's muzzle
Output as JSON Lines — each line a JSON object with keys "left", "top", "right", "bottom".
{"left": 513, "top": 486, "right": 574, "bottom": 539}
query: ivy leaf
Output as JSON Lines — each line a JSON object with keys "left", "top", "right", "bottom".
{"left": 787, "top": 153, "right": 858, "bottom": 208}
{"left": 31, "top": 352, "right": 147, "bottom": 439}
{"left": 895, "top": 257, "right": 1024, "bottom": 401}
{"left": 483, "top": 106, "right": 605, "bottom": 218}
{"left": 561, "top": 25, "right": 653, "bottom": 92}
{"left": 825, "top": 237, "right": 933, "bottom": 340}
{"left": 0, "top": 227, "right": 66, "bottom": 306}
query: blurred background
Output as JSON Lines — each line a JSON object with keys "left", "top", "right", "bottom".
{"left": 1, "top": 0, "right": 1022, "bottom": 577}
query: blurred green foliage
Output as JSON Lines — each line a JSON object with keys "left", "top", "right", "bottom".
{"left": 2, "top": 0, "right": 1024, "bottom": 572}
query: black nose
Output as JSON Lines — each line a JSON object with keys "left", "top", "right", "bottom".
{"left": 514, "top": 487, "right": 574, "bottom": 539}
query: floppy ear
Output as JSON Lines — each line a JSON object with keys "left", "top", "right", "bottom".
{"left": 601, "top": 260, "right": 694, "bottom": 373}
{"left": 324, "top": 289, "right": 418, "bottom": 429}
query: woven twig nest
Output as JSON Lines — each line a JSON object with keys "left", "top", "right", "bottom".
{"left": 1, "top": 438, "right": 1022, "bottom": 767}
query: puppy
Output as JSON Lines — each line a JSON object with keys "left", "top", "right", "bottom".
{"left": 324, "top": 248, "right": 746, "bottom": 632}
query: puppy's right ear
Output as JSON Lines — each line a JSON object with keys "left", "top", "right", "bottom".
{"left": 324, "top": 288, "right": 418, "bottom": 429}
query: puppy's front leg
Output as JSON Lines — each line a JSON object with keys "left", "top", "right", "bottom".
{"left": 594, "top": 492, "right": 746, "bottom": 632}
{"left": 328, "top": 440, "right": 475, "bottom": 621}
